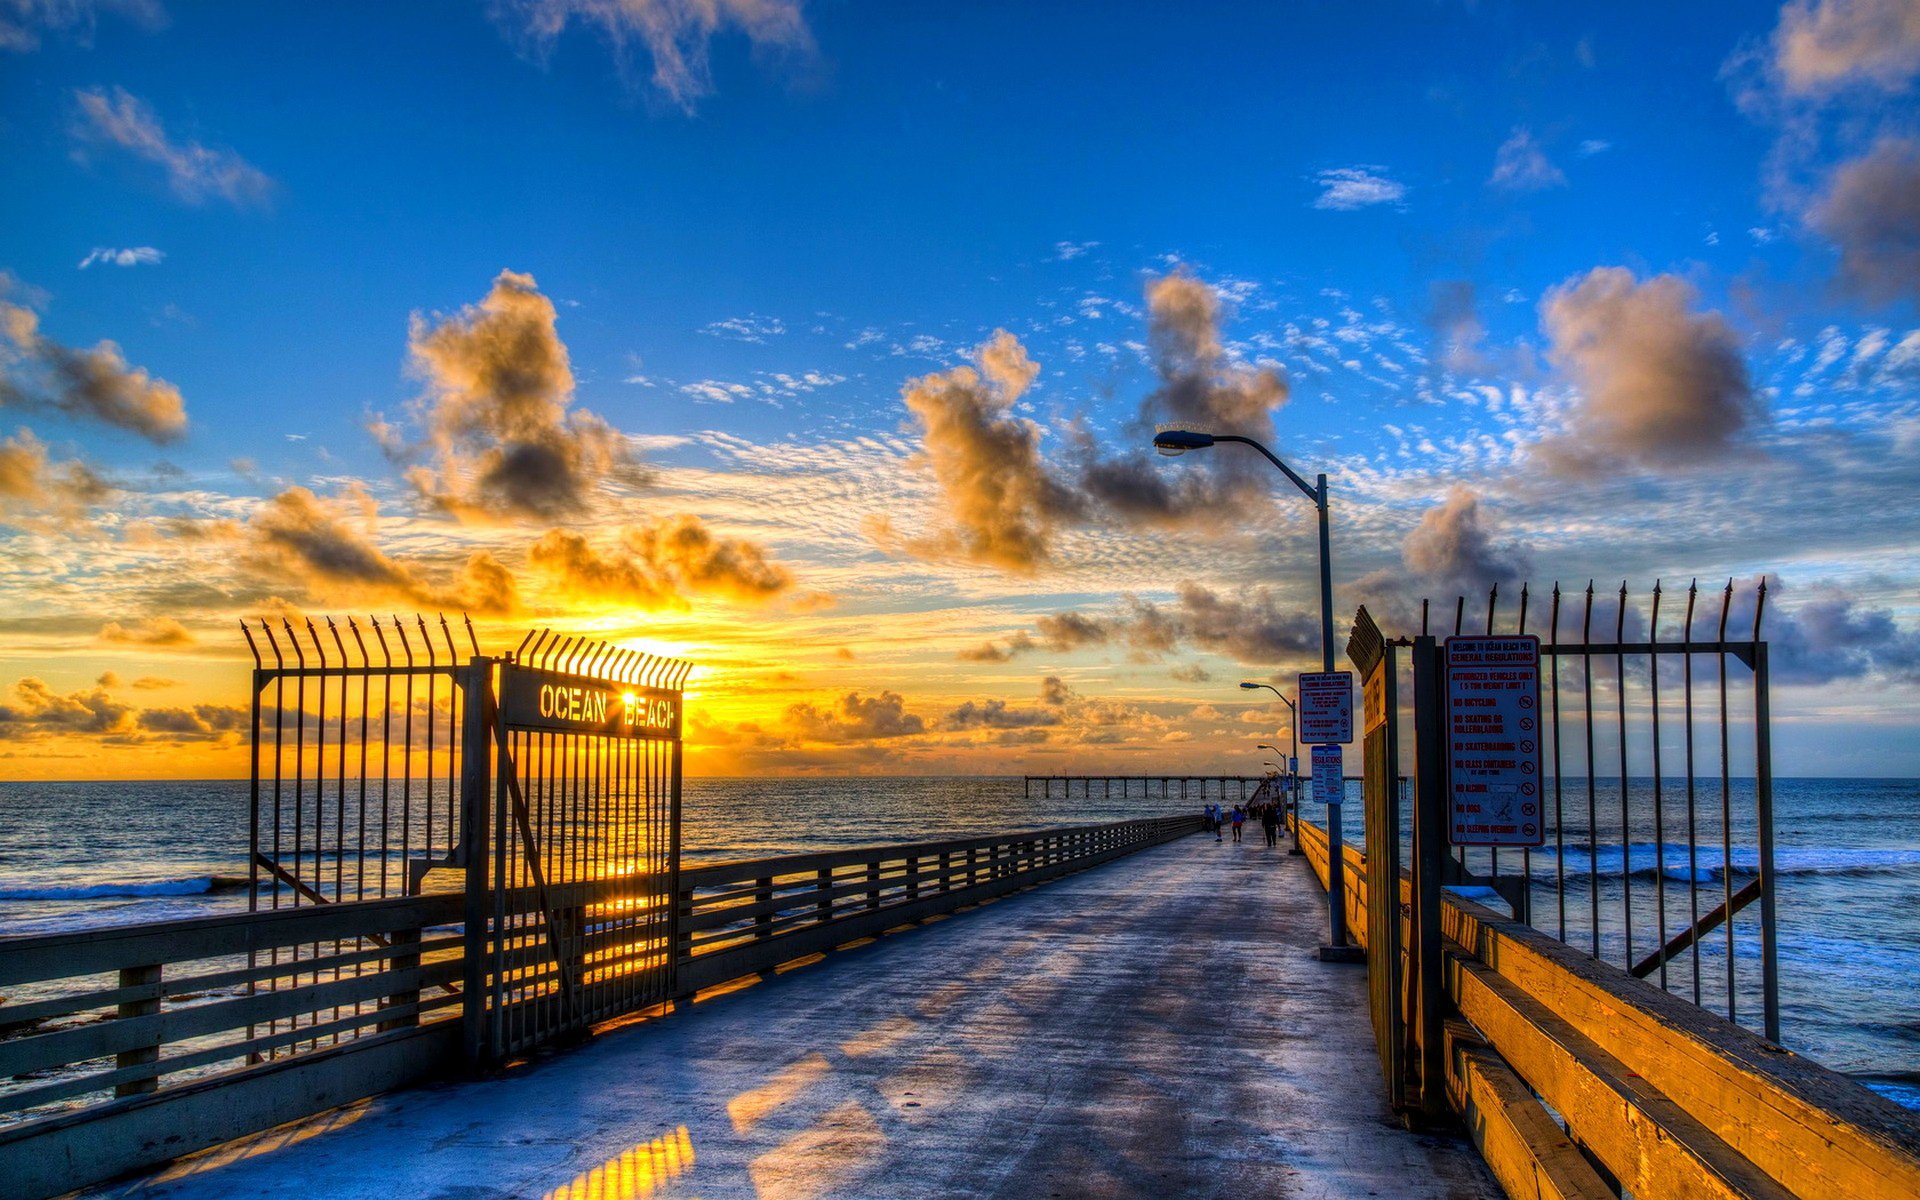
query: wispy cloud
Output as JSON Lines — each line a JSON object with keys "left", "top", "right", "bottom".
{"left": 1311, "top": 166, "right": 1406, "bottom": 210}
{"left": 78, "top": 246, "right": 163, "bottom": 269}
{"left": 489, "top": 0, "right": 816, "bottom": 113}
{"left": 700, "top": 314, "right": 786, "bottom": 343}
{"left": 1490, "top": 127, "right": 1567, "bottom": 191}
{"left": 0, "top": 0, "right": 164, "bottom": 54}
{"left": 70, "top": 86, "right": 273, "bottom": 208}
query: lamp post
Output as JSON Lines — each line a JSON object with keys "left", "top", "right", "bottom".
{"left": 1163, "top": 428, "right": 1352, "bottom": 955}
{"left": 1251, "top": 692, "right": 1302, "bottom": 855}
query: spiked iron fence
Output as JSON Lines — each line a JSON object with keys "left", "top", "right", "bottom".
{"left": 1365, "top": 580, "right": 1777, "bottom": 1047}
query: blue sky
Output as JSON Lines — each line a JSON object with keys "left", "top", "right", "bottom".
{"left": 2, "top": 0, "right": 1917, "bottom": 777}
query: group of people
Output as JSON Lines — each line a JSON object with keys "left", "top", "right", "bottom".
{"left": 1202, "top": 789, "right": 1288, "bottom": 846}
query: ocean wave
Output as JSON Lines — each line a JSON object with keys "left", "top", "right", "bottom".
{"left": 1529, "top": 844, "right": 1920, "bottom": 884}
{"left": 0, "top": 875, "right": 254, "bottom": 901}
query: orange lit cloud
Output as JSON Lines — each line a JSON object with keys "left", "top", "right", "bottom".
{"left": 387, "top": 270, "right": 638, "bottom": 522}
{"left": 0, "top": 303, "right": 188, "bottom": 443}
{"left": 530, "top": 513, "right": 799, "bottom": 610}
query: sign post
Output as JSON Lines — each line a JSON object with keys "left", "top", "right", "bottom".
{"left": 1444, "top": 636, "right": 1544, "bottom": 846}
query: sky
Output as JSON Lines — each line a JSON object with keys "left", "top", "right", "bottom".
{"left": 2, "top": 0, "right": 1918, "bottom": 780}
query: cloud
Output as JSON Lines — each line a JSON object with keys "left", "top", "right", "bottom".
{"left": 135, "top": 703, "right": 247, "bottom": 739}
{"left": 1489, "top": 127, "right": 1567, "bottom": 191}
{"left": 77, "top": 246, "right": 163, "bottom": 269}
{"left": 247, "top": 485, "right": 520, "bottom": 615}
{"left": 1400, "top": 488, "right": 1531, "bottom": 596}
{"left": 1763, "top": 584, "right": 1920, "bottom": 684}
{"left": 1773, "top": 0, "right": 1920, "bottom": 94}
{"left": 1537, "top": 267, "right": 1761, "bottom": 473}
{"left": 530, "top": 513, "right": 796, "bottom": 610}
{"left": 1808, "top": 136, "right": 1920, "bottom": 306}
{"left": 699, "top": 314, "right": 785, "bottom": 343}
{"left": 1039, "top": 675, "right": 1074, "bottom": 706}
{"left": 0, "top": 428, "right": 112, "bottom": 523}
{"left": 97, "top": 615, "right": 193, "bottom": 647}
{"left": 489, "top": 0, "right": 815, "bottom": 112}
{"left": 1169, "top": 663, "right": 1212, "bottom": 683}
{"left": 782, "top": 690, "right": 926, "bottom": 742}
{"left": 70, "top": 86, "right": 272, "bottom": 207}
{"left": 1052, "top": 241, "right": 1100, "bottom": 261}
{"left": 392, "top": 269, "right": 637, "bottom": 521}
{"left": 1034, "top": 611, "right": 1110, "bottom": 650}
{"left": 0, "top": 0, "right": 163, "bottom": 53}
{"left": 980, "top": 583, "right": 1320, "bottom": 667}
{"left": 1076, "top": 270, "right": 1289, "bottom": 530}
{"left": 0, "top": 676, "right": 133, "bottom": 735}
{"left": 941, "top": 698, "right": 1060, "bottom": 730}
{"left": 899, "top": 329, "right": 1080, "bottom": 571}
{"left": 1312, "top": 166, "right": 1406, "bottom": 210}
{"left": 1, "top": 302, "right": 187, "bottom": 442}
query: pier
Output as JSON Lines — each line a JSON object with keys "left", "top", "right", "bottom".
{"left": 58, "top": 834, "right": 1500, "bottom": 1199}
{"left": 1022, "top": 774, "right": 1267, "bottom": 801}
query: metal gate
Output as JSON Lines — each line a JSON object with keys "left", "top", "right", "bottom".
{"left": 474, "top": 632, "right": 689, "bottom": 1059}
{"left": 243, "top": 618, "right": 690, "bottom": 1065}
{"left": 1348, "top": 579, "right": 1781, "bottom": 1115}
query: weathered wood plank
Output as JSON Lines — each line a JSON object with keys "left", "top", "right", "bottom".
{"left": 1448, "top": 951, "right": 1797, "bottom": 1200}
{"left": 1443, "top": 894, "right": 1920, "bottom": 1200}
{"left": 1443, "top": 1022, "right": 1615, "bottom": 1200}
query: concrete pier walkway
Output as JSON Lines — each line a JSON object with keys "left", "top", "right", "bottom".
{"left": 86, "top": 836, "right": 1499, "bottom": 1200}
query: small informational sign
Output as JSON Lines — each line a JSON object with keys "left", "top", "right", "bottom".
{"left": 1445, "top": 635, "right": 1544, "bottom": 846}
{"left": 500, "top": 667, "right": 681, "bottom": 739}
{"left": 1311, "top": 743, "right": 1343, "bottom": 805}
{"left": 1298, "top": 671, "right": 1354, "bottom": 744}
{"left": 1363, "top": 661, "right": 1389, "bottom": 736}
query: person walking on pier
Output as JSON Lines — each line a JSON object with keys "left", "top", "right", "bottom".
{"left": 1207, "top": 802, "right": 1222, "bottom": 840}
{"left": 1261, "top": 802, "right": 1279, "bottom": 847}
{"left": 1230, "top": 805, "right": 1246, "bottom": 843}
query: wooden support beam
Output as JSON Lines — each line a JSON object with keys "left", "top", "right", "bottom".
{"left": 1632, "top": 878, "right": 1761, "bottom": 980}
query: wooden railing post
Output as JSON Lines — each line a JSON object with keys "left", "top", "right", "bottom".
{"left": 114, "top": 963, "right": 161, "bottom": 1096}
{"left": 938, "top": 850, "right": 951, "bottom": 892}
{"left": 380, "top": 925, "right": 422, "bottom": 1032}
{"left": 906, "top": 855, "right": 920, "bottom": 901}
{"left": 815, "top": 867, "right": 832, "bottom": 923}
{"left": 755, "top": 876, "right": 774, "bottom": 941}
{"left": 866, "top": 860, "right": 880, "bottom": 909}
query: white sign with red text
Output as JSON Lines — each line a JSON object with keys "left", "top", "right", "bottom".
{"left": 1445, "top": 636, "right": 1544, "bottom": 847}
{"left": 1298, "top": 671, "right": 1354, "bottom": 744}
{"left": 1311, "top": 743, "right": 1343, "bottom": 805}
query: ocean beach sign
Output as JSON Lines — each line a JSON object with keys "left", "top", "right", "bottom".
{"left": 500, "top": 667, "right": 681, "bottom": 738}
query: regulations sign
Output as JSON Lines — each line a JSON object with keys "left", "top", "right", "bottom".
{"left": 1445, "top": 635, "right": 1543, "bottom": 846}
{"left": 1311, "top": 743, "right": 1343, "bottom": 805}
{"left": 1298, "top": 671, "right": 1354, "bottom": 744}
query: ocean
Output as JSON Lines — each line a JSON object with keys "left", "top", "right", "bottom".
{"left": 1, "top": 775, "right": 1915, "bottom": 1111}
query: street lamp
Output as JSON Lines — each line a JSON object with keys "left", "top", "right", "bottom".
{"left": 1164, "top": 427, "right": 1353, "bottom": 956}
{"left": 1245, "top": 684, "right": 1302, "bottom": 853}
{"left": 1154, "top": 430, "right": 1335, "bottom": 674}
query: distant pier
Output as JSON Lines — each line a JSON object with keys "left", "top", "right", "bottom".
{"left": 1021, "top": 773, "right": 1267, "bottom": 801}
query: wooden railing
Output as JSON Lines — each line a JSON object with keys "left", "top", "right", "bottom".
{"left": 1288, "top": 811, "right": 1920, "bottom": 1200}
{"left": 0, "top": 814, "right": 1200, "bottom": 1199}
{"left": 676, "top": 815, "right": 1203, "bottom": 993}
